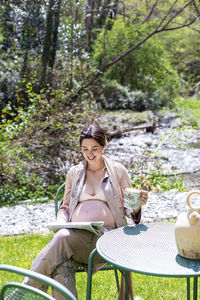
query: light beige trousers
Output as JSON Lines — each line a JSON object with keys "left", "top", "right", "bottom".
{"left": 24, "top": 228, "right": 104, "bottom": 299}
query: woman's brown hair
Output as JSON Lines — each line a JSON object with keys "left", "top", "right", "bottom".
{"left": 79, "top": 124, "right": 108, "bottom": 147}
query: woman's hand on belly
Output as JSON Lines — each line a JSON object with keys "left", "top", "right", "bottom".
{"left": 71, "top": 200, "right": 116, "bottom": 228}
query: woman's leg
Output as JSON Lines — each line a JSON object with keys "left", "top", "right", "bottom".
{"left": 24, "top": 228, "right": 100, "bottom": 298}
{"left": 118, "top": 272, "right": 133, "bottom": 300}
{"left": 51, "top": 259, "right": 78, "bottom": 299}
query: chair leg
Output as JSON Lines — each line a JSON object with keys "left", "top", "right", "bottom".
{"left": 86, "top": 248, "right": 97, "bottom": 300}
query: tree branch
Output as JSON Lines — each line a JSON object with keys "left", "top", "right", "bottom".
{"left": 156, "top": 17, "right": 198, "bottom": 32}
{"left": 192, "top": 0, "right": 200, "bottom": 15}
{"left": 109, "top": 122, "right": 158, "bottom": 139}
{"left": 143, "top": 0, "right": 159, "bottom": 23}
{"left": 154, "top": 0, "right": 178, "bottom": 31}
{"left": 160, "top": 0, "right": 195, "bottom": 30}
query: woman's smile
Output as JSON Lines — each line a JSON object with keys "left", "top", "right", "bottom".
{"left": 88, "top": 156, "right": 95, "bottom": 160}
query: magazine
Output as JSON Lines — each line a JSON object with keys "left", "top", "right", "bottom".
{"left": 47, "top": 221, "right": 104, "bottom": 236}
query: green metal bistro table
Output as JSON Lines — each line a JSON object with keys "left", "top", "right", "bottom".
{"left": 87, "top": 223, "right": 200, "bottom": 300}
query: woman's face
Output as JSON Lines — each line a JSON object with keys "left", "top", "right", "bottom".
{"left": 81, "top": 138, "right": 104, "bottom": 166}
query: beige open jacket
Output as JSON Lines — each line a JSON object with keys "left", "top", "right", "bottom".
{"left": 59, "top": 155, "right": 141, "bottom": 227}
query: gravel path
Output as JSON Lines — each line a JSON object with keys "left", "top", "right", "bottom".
{"left": 0, "top": 190, "right": 191, "bottom": 237}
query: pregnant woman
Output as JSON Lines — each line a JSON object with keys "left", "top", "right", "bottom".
{"left": 24, "top": 124, "right": 148, "bottom": 299}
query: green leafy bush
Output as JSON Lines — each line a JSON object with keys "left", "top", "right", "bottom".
{"left": 93, "top": 18, "right": 181, "bottom": 109}
{"left": 95, "top": 80, "right": 171, "bottom": 111}
{"left": 0, "top": 82, "right": 98, "bottom": 206}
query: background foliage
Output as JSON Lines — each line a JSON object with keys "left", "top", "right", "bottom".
{"left": 0, "top": 0, "right": 199, "bottom": 205}
{"left": 93, "top": 19, "right": 180, "bottom": 99}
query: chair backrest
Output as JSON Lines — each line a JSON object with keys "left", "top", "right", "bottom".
{"left": 0, "top": 264, "right": 76, "bottom": 300}
{"left": 54, "top": 182, "right": 65, "bottom": 218}
{"left": 0, "top": 282, "right": 54, "bottom": 299}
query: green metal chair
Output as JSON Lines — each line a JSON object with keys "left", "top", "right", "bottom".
{"left": 0, "top": 264, "right": 76, "bottom": 300}
{"left": 54, "top": 183, "right": 120, "bottom": 298}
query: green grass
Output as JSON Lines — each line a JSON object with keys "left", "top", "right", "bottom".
{"left": 0, "top": 234, "right": 199, "bottom": 299}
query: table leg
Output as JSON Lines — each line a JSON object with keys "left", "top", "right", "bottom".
{"left": 187, "top": 278, "right": 190, "bottom": 300}
{"left": 86, "top": 248, "right": 97, "bottom": 300}
{"left": 193, "top": 277, "right": 198, "bottom": 300}
{"left": 125, "top": 271, "right": 129, "bottom": 300}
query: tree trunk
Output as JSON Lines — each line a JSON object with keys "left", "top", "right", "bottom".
{"left": 40, "top": 0, "right": 54, "bottom": 88}
{"left": 40, "top": 0, "right": 62, "bottom": 89}
{"left": 85, "top": 0, "right": 95, "bottom": 52}
{"left": 48, "top": 0, "right": 62, "bottom": 86}
{"left": 85, "top": 0, "right": 119, "bottom": 51}
{"left": 68, "top": 0, "right": 74, "bottom": 89}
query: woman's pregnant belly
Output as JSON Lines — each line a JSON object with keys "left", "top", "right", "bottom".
{"left": 71, "top": 200, "right": 116, "bottom": 228}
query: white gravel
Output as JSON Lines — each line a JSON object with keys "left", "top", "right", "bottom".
{"left": 0, "top": 190, "right": 193, "bottom": 237}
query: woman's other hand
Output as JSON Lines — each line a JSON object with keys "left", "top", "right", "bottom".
{"left": 139, "top": 190, "right": 148, "bottom": 206}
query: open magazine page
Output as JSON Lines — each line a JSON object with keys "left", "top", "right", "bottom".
{"left": 47, "top": 221, "right": 104, "bottom": 236}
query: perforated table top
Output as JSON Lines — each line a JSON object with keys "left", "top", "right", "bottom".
{"left": 96, "top": 223, "right": 200, "bottom": 277}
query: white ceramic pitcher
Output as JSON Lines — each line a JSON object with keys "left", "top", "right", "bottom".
{"left": 175, "top": 190, "right": 200, "bottom": 260}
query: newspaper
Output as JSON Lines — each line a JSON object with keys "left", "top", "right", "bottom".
{"left": 47, "top": 221, "right": 104, "bottom": 236}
